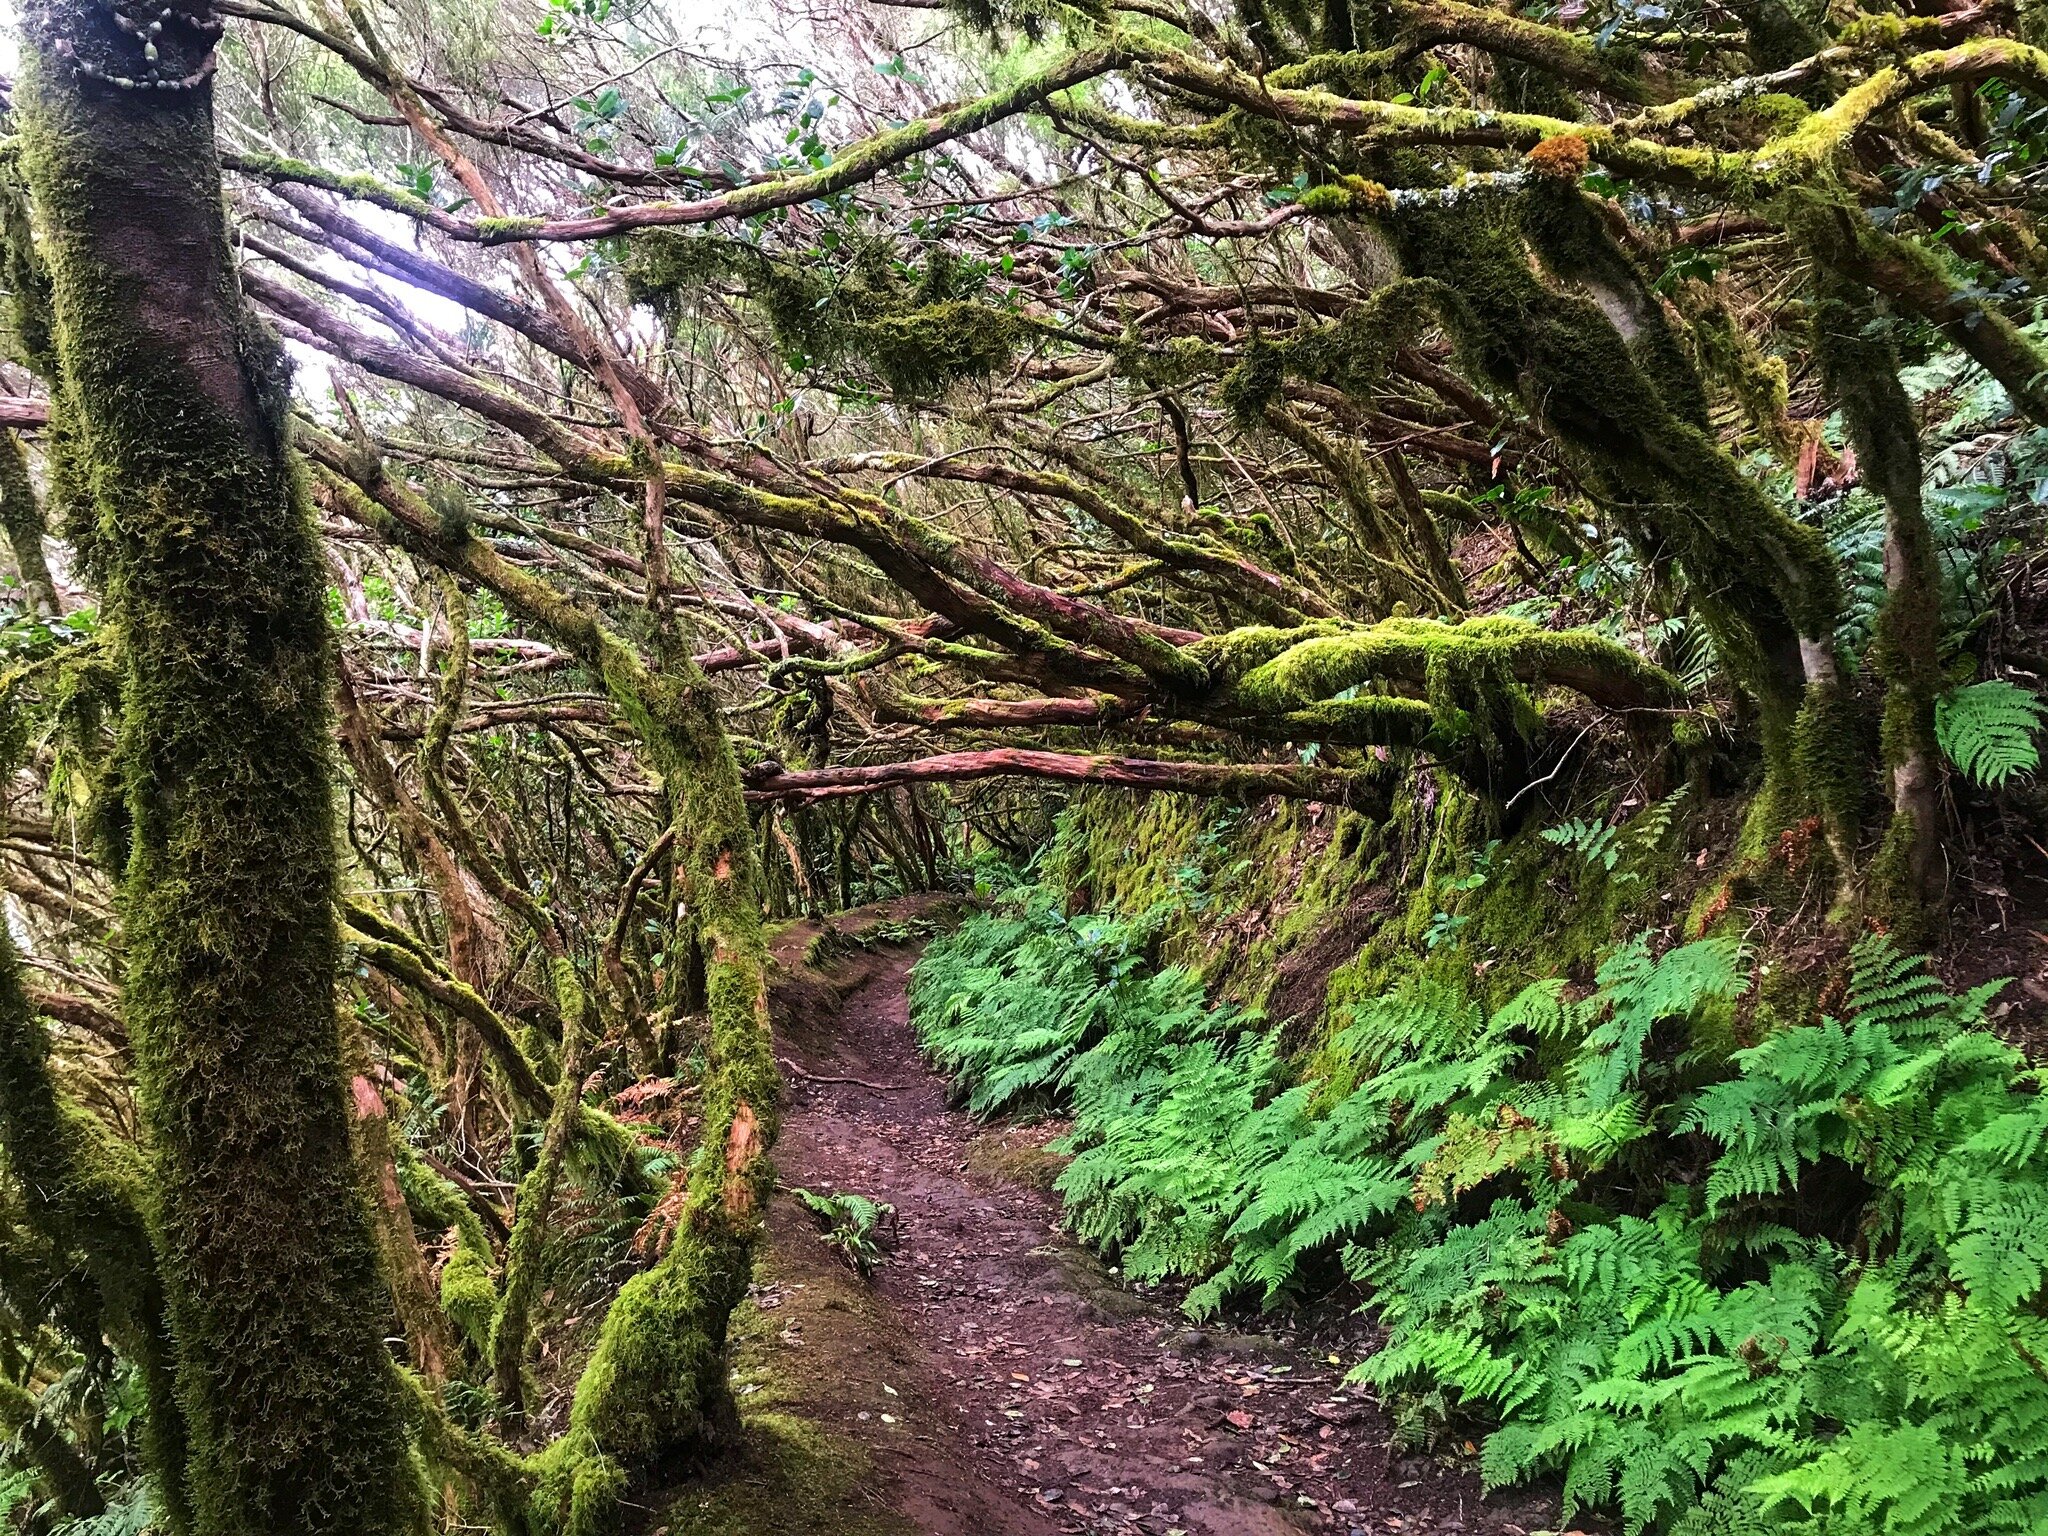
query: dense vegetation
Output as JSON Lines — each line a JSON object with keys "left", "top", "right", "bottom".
{"left": 0, "top": 0, "right": 2038, "bottom": 1529}
{"left": 914, "top": 865, "right": 2042, "bottom": 1533}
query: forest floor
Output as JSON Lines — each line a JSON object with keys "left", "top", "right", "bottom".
{"left": 669, "top": 911, "right": 1564, "bottom": 1536}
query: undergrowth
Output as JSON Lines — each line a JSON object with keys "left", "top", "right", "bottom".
{"left": 912, "top": 893, "right": 2044, "bottom": 1536}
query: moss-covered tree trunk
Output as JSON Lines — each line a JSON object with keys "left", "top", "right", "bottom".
{"left": 0, "top": 430, "right": 58, "bottom": 615}
{"left": 15, "top": 8, "right": 420, "bottom": 1534}
{"left": 0, "top": 923, "right": 188, "bottom": 1531}
{"left": 539, "top": 649, "right": 776, "bottom": 1513}
{"left": 308, "top": 455, "right": 778, "bottom": 1533}
{"left": 1806, "top": 261, "right": 1946, "bottom": 937}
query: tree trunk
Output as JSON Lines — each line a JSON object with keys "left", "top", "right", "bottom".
{"left": 16, "top": 9, "right": 420, "bottom": 1533}
{"left": 0, "top": 430, "right": 59, "bottom": 614}
{"left": 335, "top": 656, "right": 507, "bottom": 1146}
{"left": 342, "top": 1019, "right": 459, "bottom": 1386}
{"left": 0, "top": 924, "right": 188, "bottom": 1532}
{"left": 308, "top": 455, "right": 777, "bottom": 1531}
{"left": 1803, "top": 237, "right": 1946, "bottom": 938}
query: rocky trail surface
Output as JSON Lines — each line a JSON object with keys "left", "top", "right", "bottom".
{"left": 712, "top": 914, "right": 1562, "bottom": 1536}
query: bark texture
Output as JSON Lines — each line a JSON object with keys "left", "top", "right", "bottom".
{"left": 17, "top": 11, "right": 421, "bottom": 1533}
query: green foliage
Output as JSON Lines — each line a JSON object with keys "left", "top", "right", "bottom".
{"left": 914, "top": 894, "right": 1737, "bottom": 1315}
{"left": 1935, "top": 678, "right": 2045, "bottom": 786}
{"left": 626, "top": 232, "right": 1029, "bottom": 397}
{"left": 0, "top": 1469, "right": 34, "bottom": 1525}
{"left": 918, "top": 894, "right": 2044, "bottom": 1536}
{"left": 52, "top": 1483, "right": 154, "bottom": 1536}
{"left": 788, "top": 1189, "right": 896, "bottom": 1277}
{"left": 1364, "top": 937, "right": 2044, "bottom": 1536}
{"left": 908, "top": 895, "right": 1180, "bottom": 1116}
{"left": 1540, "top": 816, "right": 1623, "bottom": 870}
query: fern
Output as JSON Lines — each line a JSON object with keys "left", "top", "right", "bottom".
{"left": 790, "top": 1187, "right": 896, "bottom": 1276}
{"left": 1578, "top": 936, "right": 1745, "bottom": 1109}
{"left": 1936, "top": 679, "right": 2046, "bottom": 787}
{"left": 1542, "top": 817, "right": 1624, "bottom": 871}
{"left": 1370, "top": 939, "right": 2048, "bottom": 1536}
{"left": 913, "top": 897, "right": 2048, "bottom": 1536}
{"left": 51, "top": 1484, "right": 155, "bottom": 1536}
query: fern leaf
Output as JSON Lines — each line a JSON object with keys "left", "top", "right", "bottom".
{"left": 1937, "top": 680, "right": 2046, "bottom": 787}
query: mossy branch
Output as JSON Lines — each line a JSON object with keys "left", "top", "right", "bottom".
{"left": 342, "top": 905, "right": 551, "bottom": 1111}
{"left": 305, "top": 442, "right": 778, "bottom": 1513}
{"left": 489, "top": 959, "right": 594, "bottom": 1413}
{"left": 1204, "top": 616, "right": 1682, "bottom": 714}
{"left": 0, "top": 430, "right": 58, "bottom": 614}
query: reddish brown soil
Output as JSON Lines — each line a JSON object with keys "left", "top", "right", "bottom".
{"left": 765, "top": 943, "right": 1558, "bottom": 1536}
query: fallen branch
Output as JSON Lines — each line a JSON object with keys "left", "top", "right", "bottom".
{"left": 778, "top": 1056, "right": 910, "bottom": 1092}
{"left": 744, "top": 748, "right": 1382, "bottom": 806}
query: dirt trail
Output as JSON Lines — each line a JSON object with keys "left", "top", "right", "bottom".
{"left": 754, "top": 936, "right": 1550, "bottom": 1536}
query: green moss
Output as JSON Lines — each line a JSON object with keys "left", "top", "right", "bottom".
{"left": 1218, "top": 276, "right": 1441, "bottom": 419}
{"left": 439, "top": 1240, "right": 499, "bottom": 1353}
{"left": 0, "top": 155, "right": 91, "bottom": 582}
{"left": 0, "top": 152, "right": 58, "bottom": 379}
{"left": 326, "top": 462, "right": 781, "bottom": 1526}
{"left": 1041, "top": 789, "right": 1378, "bottom": 1008}
{"left": 543, "top": 660, "right": 776, "bottom": 1499}
{"left": 0, "top": 429, "right": 58, "bottom": 613}
{"left": 1725, "top": 0, "right": 1826, "bottom": 71}
{"left": 475, "top": 216, "right": 547, "bottom": 243}
{"left": 851, "top": 300, "right": 1031, "bottom": 396}
{"left": 19, "top": 21, "right": 419, "bottom": 1534}
{"left": 628, "top": 233, "right": 1028, "bottom": 397}
{"left": 1298, "top": 180, "right": 1362, "bottom": 215}
{"left": 1688, "top": 295, "right": 1808, "bottom": 462}
{"left": 1522, "top": 180, "right": 1710, "bottom": 430}
{"left": 393, "top": 1145, "right": 497, "bottom": 1353}
{"left": 0, "top": 923, "right": 189, "bottom": 1528}
{"left": 1787, "top": 675, "right": 1866, "bottom": 855}
{"left": 1385, "top": 197, "right": 1839, "bottom": 744}
{"left": 215, "top": 150, "right": 444, "bottom": 225}
{"left": 492, "top": 957, "right": 595, "bottom": 1409}
{"left": 661, "top": 1414, "right": 908, "bottom": 1536}
{"left": 1198, "top": 615, "right": 1674, "bottom": 771}
{"left": 1801, "top": 248, "right": 1943, "bottom": 931}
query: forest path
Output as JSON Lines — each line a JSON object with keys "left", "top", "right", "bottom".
{"left": 736, "top": 932, "right": 1550, "bottom": 1536}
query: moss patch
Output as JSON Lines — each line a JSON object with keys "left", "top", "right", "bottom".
{"left": 20, "top": 17, "right": 418, "bottom": 1534}
{"left": 965, "top": 1125, "right": 1069, "bottom": 1192}
{"left": 659, "top": 1413, "right": 907, "bottom": 1536}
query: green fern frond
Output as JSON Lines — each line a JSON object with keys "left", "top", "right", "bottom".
{"left": 1936, "top": 679, "right": 2046, "bottom": 787}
